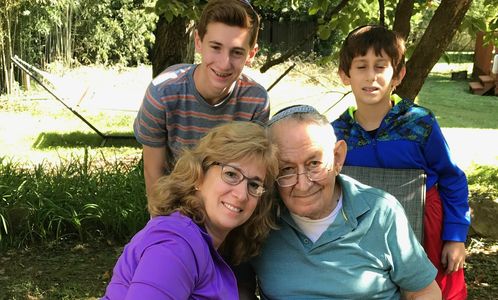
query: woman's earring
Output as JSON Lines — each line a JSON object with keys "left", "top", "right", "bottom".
{"left": 194, "top": 186, "right": 199, "bottom": 191}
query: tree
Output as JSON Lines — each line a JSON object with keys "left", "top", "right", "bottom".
{"left": 151, "top": 0, "right": 202, "bottom": 77}
{"left": 395, "top": 0, "right": 473, "bottom": 99}
{"left": 151, "top": 16, "right": 195, "bottom": 77}
{"left": 152, "top": 0, "right": 484, "bottom": 100}
{"left": 0, "top": 0, "right": 156, "bottom": 95}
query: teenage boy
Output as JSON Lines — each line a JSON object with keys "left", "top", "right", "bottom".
{"left": 134, "top": 0, "right": 268, "bottom": 198}
{"left": 332, "top": 25, "right": 470, "bottom": 300}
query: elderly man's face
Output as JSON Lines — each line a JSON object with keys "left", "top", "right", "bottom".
{"left": 271, "top": 119, "right": 346, "bottom": 220}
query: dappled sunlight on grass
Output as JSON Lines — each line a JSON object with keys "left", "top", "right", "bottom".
{"left": 430, "top": 62, "right": 473, "bottom": 74}
{"left": 0, "top": 99, "right": 142, "bottom": 165}
{"left": 465, "top": 237, "right": 498, "bottom": 299}
{"left": 32, "top": 132, "right": 138, "bottom": 149}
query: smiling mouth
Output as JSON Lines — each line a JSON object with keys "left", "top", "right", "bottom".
{"left": 363, "top": 87, "right": 379, "bottom": 92}
{"left": 292, "top": 188, "right": 321, "bottom": 199}
{"left": 212, "top": 68, "right": 232, "bottom": 78}
{"left": 222, "top": 201, "right": 242, "bottom": 213}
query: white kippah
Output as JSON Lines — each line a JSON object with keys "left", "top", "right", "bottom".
{"left": 267, "top": 105, "right": 319, "bottom": 126}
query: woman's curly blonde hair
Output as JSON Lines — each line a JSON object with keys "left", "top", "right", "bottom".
{"left": 148, "top": 121, "right": 279, "bottom": 265}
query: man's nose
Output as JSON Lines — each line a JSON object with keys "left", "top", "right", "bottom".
{"left": 218, "top": 51, "right": 231, "bottom": 69}
{"left": 294, "top": 172, "right": 314, "bottom": 190}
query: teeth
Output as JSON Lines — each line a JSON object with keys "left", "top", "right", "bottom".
{"left": 213, "top": 70, "right": 231, "bottom": 77}
{"left": 223, "top": 202, "right": 242, "bottom": 213}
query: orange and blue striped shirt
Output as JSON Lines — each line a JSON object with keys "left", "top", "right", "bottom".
{"left": 134, "top": 64, "right": 269, "bottom": 169}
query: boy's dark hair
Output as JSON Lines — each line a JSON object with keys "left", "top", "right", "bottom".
{"left": 339, "top": 25, "right": 406, "bottom": 78}
{"left": 197, "top": 0, "right": 261, "bottom": 49}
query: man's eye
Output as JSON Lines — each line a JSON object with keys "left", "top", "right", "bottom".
{"left": 280, "top": 167, "right": 295, "bottom": 175}
{"left": 309, "top": 161, "right": 322, "bottom": 168}
{"left": 232, "top": 50, "right": 245, "bottom": 57}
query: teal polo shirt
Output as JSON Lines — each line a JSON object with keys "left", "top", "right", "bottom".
{"left": 251, "top": 175, "right": 437, "bottom": 299}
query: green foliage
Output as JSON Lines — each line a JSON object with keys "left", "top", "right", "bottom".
{"left": 0, "top": 154, "right": 148, "bottom": 249}
{"left": 462, "top": 0, "right": 498, "bottom": 47}
{"left": 5, "top": 0, "right": 157, "bottom": 70}
{"left": 467, "top": 165, "right": 498, "bottom": 203}
{"left": 155, "top": 0, "right": 204, "bottom": 22}
{"left": 73, "top": 0, "right": 157, "bottom": 66}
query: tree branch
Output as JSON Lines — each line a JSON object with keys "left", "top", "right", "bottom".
{"left": 392, "top": 0, "right": 415, "bottom": 41}
{"left": 259, "top": 0, "right": 351, "bottom": 73}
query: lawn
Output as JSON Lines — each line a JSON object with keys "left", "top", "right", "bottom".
{"left": 1, "top": 61, "right": 498, "bottom": 299}
{"left": 418, "top": 74, "right": 498, "bottom": 129}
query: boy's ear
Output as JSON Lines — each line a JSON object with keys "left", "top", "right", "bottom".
{"left": 338, "top": 69, "right": 351, "bottom": 85}
{"left": 393, "top": 66, "right": 406, "bottom": 87}
{"left": 194, "top": 30, "right": 202, "bottom": 53}
{"left": 245, "top": 44, "right": 259, "bottom": 66}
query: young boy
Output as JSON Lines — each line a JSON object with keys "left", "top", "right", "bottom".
{"left": 134, "top": 0, "right": 269, "bottom": 198}
{"left": 332, "top": 25, "right": 470, "bottom": 300}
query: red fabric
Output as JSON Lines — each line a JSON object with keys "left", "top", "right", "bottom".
{"left": 424, "top": 186, "right": 467, "bottom": 300}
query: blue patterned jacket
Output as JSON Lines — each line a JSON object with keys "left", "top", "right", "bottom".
{"left": 332, "top": 95, "right": 470, "bottom": 242}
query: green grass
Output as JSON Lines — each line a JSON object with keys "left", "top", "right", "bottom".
{"left": 0, "top": 241, "right": 120, "bottom": 300}
{"left": 467, "top": 165, "right": 498, "bottom": 202}
{"left": 418, "top": 74, "right": 498, "bottom": 129}
{"left": 0, "top": 154, "right": 148, "bottom": 250}
{"left": 0, "top": 99, "right": 142, "bottom": 166}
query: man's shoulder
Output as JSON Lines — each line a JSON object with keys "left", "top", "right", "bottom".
{"left": 238, "top": 72, "right": 268, "bottom": 94}
{"left": 150, "top": 64, "right": 193, "bottom": 88}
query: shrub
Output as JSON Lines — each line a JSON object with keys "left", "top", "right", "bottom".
{"left": 0, "top": 152, "right": 148, "bottom": 250}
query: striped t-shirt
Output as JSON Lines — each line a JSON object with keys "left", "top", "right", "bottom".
{"left": 134, "top": 64, "right": 269, "bottom": 170}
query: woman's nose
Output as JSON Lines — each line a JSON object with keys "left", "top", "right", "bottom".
{"left": 231, "top": 180, "right": 249, "bottom": 200}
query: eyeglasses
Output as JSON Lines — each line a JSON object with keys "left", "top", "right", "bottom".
{"left": 276, "top": 162, "right": 331, "bottom": 187}
{"left": 211, "top": 162, "right": 266, "bottom": 197}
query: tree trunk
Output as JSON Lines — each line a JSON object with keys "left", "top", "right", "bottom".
{"left": 3, "top": 3, "right": 13, "bottom": 95}
{"left": 151, "top": 16, "right": 195, "bottom": 78}
{"left": 378, "top": 0, "right": 385, "bottom": 26}
{"left": 393, "top": 0, "right": 415, "bottom": 41}
{"left": 396, "top": 0, "right": 472, "bottom": 101}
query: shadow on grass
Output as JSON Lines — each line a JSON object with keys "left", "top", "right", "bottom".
{"left": 33, "top": 131, "right": 140, "bottom": 149}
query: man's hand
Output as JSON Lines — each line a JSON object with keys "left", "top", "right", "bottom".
{"left": 441, "top": 241, "right": 466, "bottom": 274}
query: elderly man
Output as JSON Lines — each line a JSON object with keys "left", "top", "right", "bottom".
{"left": 237, "top": 105, "right": 441, "bottom": 299}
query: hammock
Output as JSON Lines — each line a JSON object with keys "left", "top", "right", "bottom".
{"left": 11, "top": 55, "right": 134, "bottom": 145}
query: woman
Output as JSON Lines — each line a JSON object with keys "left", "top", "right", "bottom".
{"left": 102, "top": 121, "right": 278, "bottom": 299}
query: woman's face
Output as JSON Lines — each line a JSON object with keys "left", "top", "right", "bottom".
{"left": 198, "top": 157, "right": 266, "bottom": 242}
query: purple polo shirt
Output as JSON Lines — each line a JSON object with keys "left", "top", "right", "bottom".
{"left": 102, "top": 212, "right": 238, "bottom": 299}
